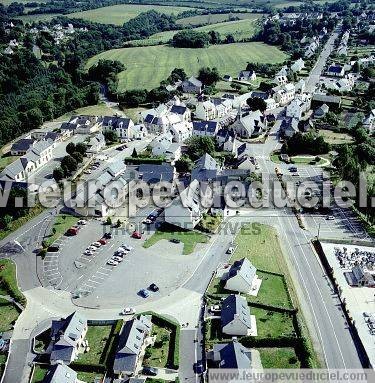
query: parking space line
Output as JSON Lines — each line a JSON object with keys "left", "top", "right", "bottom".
{"left": 48, "top": 272, "right": 60, "bottom": 276}
{"left": 87, "top": 279, "right": 100, "bottom": 284}
{"left": 91, "top": 274, "right": 104, "bottom": 280}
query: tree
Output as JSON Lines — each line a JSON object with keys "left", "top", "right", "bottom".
{"left": 132, "top": 148, "right": 138, "bottom": 158}
{"left": 225, "top": 34, "right": 235, "bottom": 44}
{"left": 185, "top": 136, "right": 215, "bottom": 160}
{"left": 53, "top": 167, "right": 64, "bottom": 182}
{"left": 103, "top": 130, "right": 118, "bottom": 144}
{"left": 66, "top": 142, "right": 76, "bottom": 156}
{"left": 71, "top": 151, "right": 83, "bottom": 164}
{"left": 172, "top": 30, "right": 210, "bottom": 48}
{"left": 198, "top": 67, "right": 220, "bottom": 86}
{"left": 168, "top": 68, "right": 187, "bottom": 83}
{"left": 61, "top": 155, "right": 78, "bottom": 175}
{"left": 87, "top": 59, "right": 125, "bottom": 83}
{"left": 75, "top": 142, "right": 87, "bottom": 155}
{"left": 175, "top": 156, "right": 193, "bottom": 173}
{"left": 246, "top": 97, "right": 267, "bottom": 112}
{"left": 0, "top": 215, "right": 13, "bottom": 230}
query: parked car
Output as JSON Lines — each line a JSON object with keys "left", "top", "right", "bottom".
{"left": 131, "top": 231, "right": 142, "bottom": 239}
{"left": 210, "top": 305, "right": 221, "bottom": 313}
{"left": 170, "top": 238, "right": 181, "bottom": 244}
{"left": 122, "top": 244, "right": 133, "bottom": 251}
{"left": 139, "top": 289, "right": 150, "bottom": 298}
{"left": 142, "top": 367, "right": 158, "bottom": 376}
{"left": 107, "top": 260, "right": 118, "bottom": 266}
{"left": 87, "top": 246, "right": 97, "bottom": 251}
{"left": 120, "top": 307, "right": 135, "bottom": 315}
{"left": 99, "top": 238, "right": 108, "bottom": 245}
{"left": 92, "top": 242, "right": 102, "bottom": 248}
{"left": 77, "top": 219, "right": 87, "bottom": 225}
{"left": 289, "top": 166, "right": 298, "bottom": 173}
{"left": 84, "top": 250, "right": 93, "bottom": 256}
{"left": 67, "top": 227, "right": 79, "bottom": 236}
{"left": 83, "top": 170, "right": 91, "bottom": 175}
{"left": 103, "top": 232, "right": 112, "bottom": 239}
{"left": 326, "top": 215, "right": 335, "bottom": 220}
{"left": 193, "top": 362, "right": 204, "bottom": 374}
{"left": 149, "top": 283, "right": 159, "bottom": 292}
{"left": 226, "top": 246, "right": 234, "bottom": 254}
{"left": 143, "top": 218, "right": 152, "bottom": 225}
{"left": 112, "top": 256, "right": 123, "bottom": 262}
{"left": 47, "top": 245, "right": 59, "bottom": 252}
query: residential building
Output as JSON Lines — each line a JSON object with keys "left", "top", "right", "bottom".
{"left": 113, "top": 315, "right": 152, "bottom": 377}
{"left": 264, "top": 98, "right": 278, "bottom": 111}
{"left": 291, "top": 58, "right": 305, "bottom": 73}
{"left": 273, "top": 83, "right": 295, "bottom": 106}
{"left": 286, "top": 94, "right": 311, "bottom": 119}
{"left": 223, "top": 75, "right": 233, "bottom": 82}
{"left": 321, "top": 74, "right": 355, "bottom": 93}
{"left": 191, "top": 153, "right": 220, "bottom": 182}
{"left": 86, "top": 133, "right": 106, "bottom": 155}
{"left": 280, "top": 117, "right": 299, "bottom": 138}
{"left": 312, "top": 93, "right": 341, "bottom": 109}
{"left": 207, "top": 339, "right": 262, "bottom": 370}
{"left": 42, "top": 364, "right": 79, "bottom": 383}
{"left": 10, "top": 138, "right": 36, "bottom": 156}
{"left": 50, "top": 312, "right": 87, "bottom": 365}
{"left": 196, "top": 100, "right": 216, "bottom": 120}
{"left": 363, "top": 109, "right": 375, "bottom": 132}
{"left": 238, "top": 70, "right": 256, "bottom": 82}
{"left": 0, "top": 141, "right": 53, "bottom": 183}
{"left": 326, "top": 64, "right": 345, "bottom": 77}
{"left": 102, "top": 116, "right": 135, "bottom": 141}
{"left": 221, "top": 294, "right": 252, "bottom": 336}
{"left": 212, "top": 98, "right": 232, "bottom": 118}
{"left": 170, "top": 104, "right": 191, "bottom": 122}
{"left": 230, "top": 110, "right": 266, "bottom": 138}
{"left": 295, "top": 79, "right": 306, "bottom": 94}
{"left": 275, "top": 74, "right": 288, "bottom": 85}
{"left": 164, "top": 179, "right": 207, "bottom": 229}
{"left": 314, "top": 103, "right": 329, "bottom": 119}
{"left": 223, "top": 92, "right": 252, "bottom": 109}
{"left": 182, "top": 77, "right": 202, "bottom": 94}
{"left": 192, "top": 121, "right": 219, "bottom": 137}
{"left": 138, "top": 163, "right": 175, "bottom": 185}
{"left": 152, "top": 140, "right": 181, "bottom": 164}
{"left": 169, "top": 121, "right": 193, "bottom": 143}
{"left": 224, "top": 258, "right": 258, "bottom": 293}
{"left": 60, "top": 115, "right": 102, "bottom": 134}
{"left": 344, "top": 266, "right": 375, "bottom": 288}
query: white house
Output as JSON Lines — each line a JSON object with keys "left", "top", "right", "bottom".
{"left": 264, "top": 98, "right": 278, "bottom": 111}
{"left": 164, "top": 179, "right": 207, "bottom": 229}
{"left": 224, "top": 258, "right": 259, "bottom": 294}
{"left": 291, "top": 58, "right": 305, "bottom": 73}
{"left": 43, "top": 364, "right": 79, "bottom": 383}
{"left": 169, "top": 121, "right": 192, "bottom": 143}
{"left": 192, "top": 121, "right": 219, "bottom": 137}
{"left": 87, "top": 133, "right": 106, "bottom": 155}
{"left": 286, "top": 94, "right": 311, "bottom": 119}
{"left": 273, "top": 83, "right": 295, "bottom": 106}
{"left": 102, "top": 116, "right": 135, "bottom": 141}
{"left": 196, "top": 100, "right": 216, "bottom": 120}
{"left": 230, "top": 110, "right": 266, "bottom": 138}
{"left": 238, "top": 70, "right": 256, "bottom": 82}
{"left": 221, "top": 294, "right": 253, "bottom": 336}
{"left": 182, "top": 77, "right": 202, "bottom": 94}
{"left": 61, "top": 115, "right": 102, "bottom": 135}
{"left": 363, "top": 109, "right": 375, "bottom": 132}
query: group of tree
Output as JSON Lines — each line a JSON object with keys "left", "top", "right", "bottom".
{"left": 172, "top": 30, "right": 210, "bottom": 48}
{"left": 185, "top": 136, "right": 216, "bottom": 161}
{"left": 53, "top": 142, "right": 87, "bottom": 181}
{"left": 246, "top": 97, "right": 267, "bottom": 112}
{"left": 282, "top": 132, "right": 331, "bottom": 156}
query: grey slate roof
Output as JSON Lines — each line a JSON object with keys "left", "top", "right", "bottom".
{"left": 221, "top": 294, "right": 251, "bottom": 329}
{"left": 312, "top": 93, "right": 341, "bottom": 105}
{"left": 191, "top": 153, "right": 220, "bottom": 182}
{"left": 114, "top": 315, "right": 151, "bottom": 374}
{"left": 11, "top": 138, "right": 35, "bottom": 152}
{"left": 213, "top": 341, "right": 253, "bottom": 369}
{"left": 192, "top": 121, "right": 218, "bottom": 134}
{"left": 138, "top": 163, "right": 174, "bottom": 184}
{"left": 227, "top": 258, "right": 256, "bottom": 285}
{"left": 43, "top": 364, "right": 77, "bottom": 383}
{"left": 102, "top": 116, "right": 132, "bottom": 130}
{"left": 171, "top": 105, "right": 187, "bottom": 115}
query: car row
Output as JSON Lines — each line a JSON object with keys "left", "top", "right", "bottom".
{"left": 107, "top": 244, "right": 134, "bottom": 266}
{"left": 139, "top": 283, "right": 159, "bottom": 298}
{"left": 82, "top": 232, "right": 111, "bottom": 257}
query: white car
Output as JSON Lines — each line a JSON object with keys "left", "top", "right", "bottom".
{"left": 84, "top": 170, "right": 92, "bottom": 175}
{"left": 122, "top": 244, "right": 133, "bottom": 251}
{"left": 78, "top": 219, "right": 87, "bottom": 225}
{"left": 87, "top": 246, "right": 97, "bottom": 251}
{"left": 326, "top": 215, "right": 335, "bottom": 220}
{"left": 117, "top": 247, "right": 129, "bottom": 253}
{"left": 107, "top": 260, "right": 118, "bottom": 266}
{"left": 84, "top": 250, "right": 93, "bottom": 256}
{"left": 112, "top": 256, "right": 123, "bottom": 262}
{"left": 92, "top": 242, "right": 102, "bottom": 248}
{"left": 226, "top": 247, "right": 234, "bottom": 254}
{"left": 120, "top": 307, "right": 135, "bottom": 315}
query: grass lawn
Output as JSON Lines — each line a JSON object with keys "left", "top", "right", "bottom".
{"left": 198, "top": 213, "right": 222, "bottom": 233}
{"left": 0, "top": 154, "right": 20, "bottom": 172}
{"left": 56, "top": 103, "right": 118, "bottom": 122}
{"left": 86, "top": 42, "right": 288, "bottom": 91}
{"left": 290, "top": 156, "right": 327, "bottom": 166}
{"left": 76, "top": 371, "right": 104, "bottom": 383}
{"left": 143, "top": 324, "right": 172, "bottom": 368}
{"left": 31, "top": 365, "right": 49, "bottom": 383}
{"left": 259, "top": 348, "right": 301, "bottom": 368}
{"left": 17, "top": 13, "right": 62, "bottom": 23}
{"left": 76, "top": 325, "right": 112, "bottom": 365}
{"left": 252, "top": 307, "right": 295, "bottom": 338}
{"left": 67, "top": 4, "right": 193, "bottom": 25}
{"left": 319, "top": 129, "right": 354, "bottom": 145}
{"left": 143, "top": 224, "right": 208, "bottom": 255}
{"left": 177, "top": 12, "right": 263, "bottom": 26}
{"left": 0, "top": 259, "right": 25, "bottom": 305}
{"left": 44, "top": 214, "right": 78, "bottom": 247}
{"left": 0, "top": 298, "right": 20, "bottom": 332}
{"left": 0, "top": 354, "right": 6, "bottom": 380}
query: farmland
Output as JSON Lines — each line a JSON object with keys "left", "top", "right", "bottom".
{"left": 128, "top": 17, "right": 261, "bottom": 46}
{"left": 66, "top": 4, "right": 194, "bottom": 26}
{"left": 176, "top": 12, "right": 263, "bottom": 26}
{"left": 86, "top": 42, "right": 287, "bottom": 90}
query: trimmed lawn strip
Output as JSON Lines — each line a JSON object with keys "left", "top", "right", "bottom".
{"left": 76, "top": 371, "right": 104, "bottom": 383}
{"left": 0, "top": 259, "right": 26, "bottom": 305}
{"left": 259, "top": 347, "right": 301, "bottom": 368}
{"left": 144, "top": 323, "right": 172, "bottom": 368}
{"left": 143, "top": 224, "right": 208, "bottom": 255}
{"left": 31, "top": 364, "right": 49, "bottom": 383}
{"left": 0, "top": 153, "right": 20, "bottom": 172}
{"left": 0, "top": 298, "right": 20, "bottom": 332}
{"left": 43, "top": 214, "right": 78, "bottom": 247}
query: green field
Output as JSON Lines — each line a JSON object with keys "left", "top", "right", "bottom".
{"left": 177, "top": 12, "right": 263, "bottom": 26}
{"left": 128, "top": 18, "right": 261, "bottom": 46}
{"left": 86, "top": 42, "right": 287, "bottom": 90}
{"left": 259, "top": 348, "right": 301, "bottom": 368}
{"left": 67, "top": 4, "right": 194, "bottom": 25}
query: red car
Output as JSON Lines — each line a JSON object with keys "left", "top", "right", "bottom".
{"left": 99, "top": 238, "right": 108, "bottom": 245}
{"left": 67, "top": 227, "right": 79, "bottom": 236}
{"left": 131, "top": 231, "right": 142, "bottom": 239}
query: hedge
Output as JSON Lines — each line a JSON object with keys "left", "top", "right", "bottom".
{"left": 124, "top": 157, "right": 165, "bottom": 165}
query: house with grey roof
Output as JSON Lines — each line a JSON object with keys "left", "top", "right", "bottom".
{"left": 191, "top": 153, "right": 220, "bottom": 182}
{"left": 102, "top": 116, "right": 135, "bottom": 141}
{"left": 207, "top": 339, "right": 262, "bottom": 371}
{"left": 50, "top": 312, "right": 87, "bottom": 365}
{"left": 182, "top": 77, "right": 202, "bottom": 94}
{"left": 113, "top": 315, "right": 152, "bottom": 377}
{"left": 10, "top": 138, "right": 36, "bottom": 156}
{"left": 138, "top": 163, "right": 176, "bottom": 185}
{"left": 86, "top": 133, "right": 106, "bottom": 155}
{"left": 314, "top": 103, "right": 329, "bottom": 119}
{"left": 224, "top": 258, "right": 258, "bottom": 294}
{"left": 192, "top": 121, "right": 219, "bottom": 137}
{"left": 221, "top": 294, "right": 253, "bottom": 336}
{"left": 280, "top": 117, "right": 299, "bottom": 138}
{"left": 230, "top": 110, "right": 266, "bottom": 139}
{"left": 60, "top": 115, "right": 102, "bottom": 135}
{"left": 42, "top": 364, "right": 79, "bottom": 383}
{"left": 345, "top": 266, "right": 375, "bottom": 287}
{"left": 238, "top": 70, "right": 256, "bottom": 82}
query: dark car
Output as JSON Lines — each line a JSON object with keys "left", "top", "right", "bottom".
{"left": 149, "top": 283, "right": 159, "bottom": 292}
{"left": 194, "top": 362, "right": 205, "bottom": 374}
{"left": 139, "top": 289, "right": 150, "bottom": 298}
{"left": 103, "top": 232, "right": 112, "bottom": 239}
{"left": 170, "top": 238, "right": 181, "bottom": 244}
{"left": 47, "top": 245, "right": 59, "bottom": 252}
{"left": 143, "top": 367, "right": 158, "bottom": 376}
{"left": 289, "top": 166, "right": 298, "bottom": 173}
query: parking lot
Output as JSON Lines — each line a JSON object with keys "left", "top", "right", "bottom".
{"left": 42, "top": 219, "right": 204, "bottom": 309}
